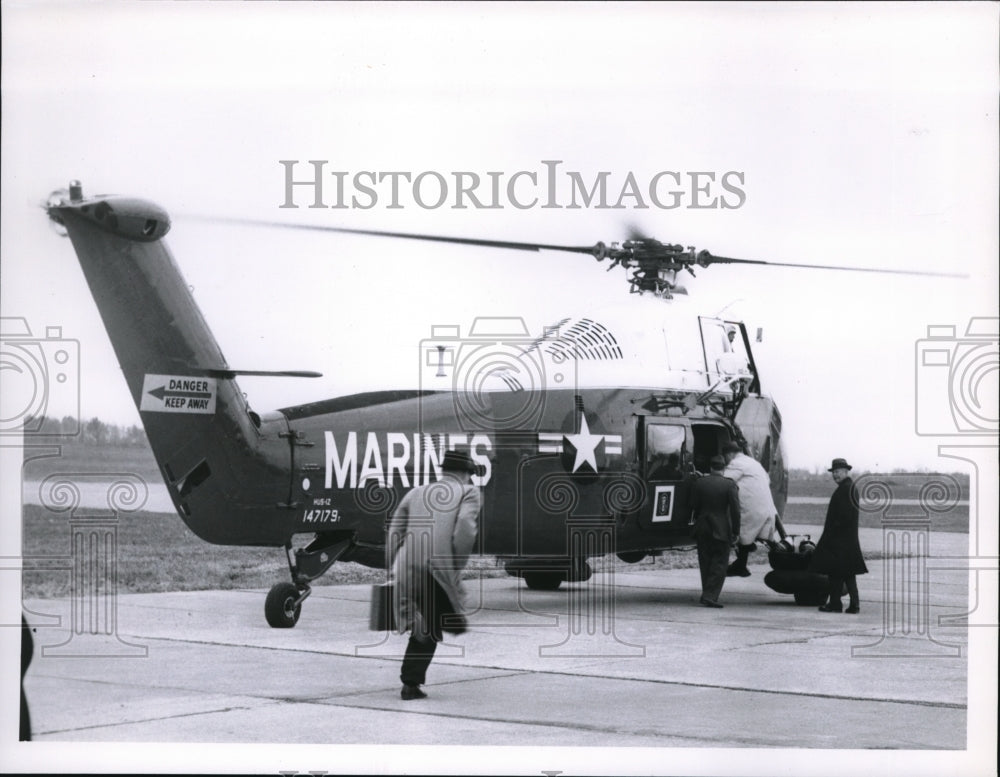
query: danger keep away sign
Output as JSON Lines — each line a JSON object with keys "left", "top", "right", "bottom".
{"left": 140, "top": 374, "right": 217, "bottom": 414}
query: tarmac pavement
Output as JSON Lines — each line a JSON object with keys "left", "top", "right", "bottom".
{"left": 12, "top": 527, "right": 993, "bottom": 775}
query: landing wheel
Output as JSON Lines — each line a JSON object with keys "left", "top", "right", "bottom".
{"left": 523, "top": 572, "right": 564, "bottom": 591}
{"left": 265, "top": 582, "right": 302, "bottom": 628}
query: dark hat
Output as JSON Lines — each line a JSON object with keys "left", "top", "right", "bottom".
{"left": 722, "top": 441, "right": 741, "bottom": 454}
{"left": 709, "top": 454, "right": 727, "bottom": 471}
{"left": 827, "top": 457, "right": 853, "bottom": 472}
{"left": 442, "top": 449, "right": 477, "bottom": 473}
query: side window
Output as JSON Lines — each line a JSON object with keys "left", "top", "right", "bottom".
{"left": 700, "top": 317, "right": 750, "bottom": 380}
{"left": 702, "top": 319, "right": 729, "bottom": 374}
{"left": 646, "top": 424, "right": 686, "bottom": 480}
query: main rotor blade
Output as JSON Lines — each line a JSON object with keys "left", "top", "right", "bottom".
{"left": 180, "top": 214, "right": 968, "bottom": 279}
{"left": 180, "top": 215, "right": 598, "bottom": 256}
{"left": 700, "top": 252, "right": 968, "bottom": 279}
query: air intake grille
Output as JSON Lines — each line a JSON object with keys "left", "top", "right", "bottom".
{"left": 537, "top": 319, "right": 624, "bottom": 362}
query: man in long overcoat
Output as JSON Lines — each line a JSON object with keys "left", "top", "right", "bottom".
{"left": 387, "top": 449, "right": 481, "bottom": 699}
{"left": 722, "top": 441, "right": 778, "bottom": 577}
{"left": 688, "top": 455, "right": 741, "bottom": 608}
{"left": 810, "top": 457, "right": 868, "bottom": 613}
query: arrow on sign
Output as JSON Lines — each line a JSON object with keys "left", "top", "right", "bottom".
{"left": 147, "top": 385, "right": 212, "bottom": 401}
{"left": 140, "top": 374, "right": 217, "bottom": 414}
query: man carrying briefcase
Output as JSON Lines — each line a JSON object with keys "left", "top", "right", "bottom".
{"left": 385, "top": 449, "right": 481, "bottom": 700}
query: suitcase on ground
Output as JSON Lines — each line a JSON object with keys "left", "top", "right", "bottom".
{"left": 764, "top": 569, "right": 830, "bottom": 605}
{"left": 368, "top": 582, "right": 396, "bottom": 631}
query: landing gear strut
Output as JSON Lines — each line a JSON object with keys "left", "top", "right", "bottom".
{"left": 265, "top": 535, "right": 354, "bottom": 628}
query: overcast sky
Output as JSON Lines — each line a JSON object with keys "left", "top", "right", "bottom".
{"left": 2, "top": 2, "right": 997, "bottom": 475}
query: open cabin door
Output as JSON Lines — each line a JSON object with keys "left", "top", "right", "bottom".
{"left": 636, "top": 418, "right": 692, "bottom": 532}
{"left": 697, "top": 317, "right": 758, "bottom": 392}
{"left": 632, "top": 417, "right": 739, "bottom": 531}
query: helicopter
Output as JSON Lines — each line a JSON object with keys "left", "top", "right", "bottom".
{"left": 43, "top": 180, "right": 961, "bottom": 628}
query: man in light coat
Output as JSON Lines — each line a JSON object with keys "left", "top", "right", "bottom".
{"left": 387, "top": 449, "right": 481, "bottom": 700}
{"left": 722, "top": 441, "right": 778, "bottom": 577}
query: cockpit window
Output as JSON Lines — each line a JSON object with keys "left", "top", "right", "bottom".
{"left": 700, "top": 317, "right": 751, "bottom": 380}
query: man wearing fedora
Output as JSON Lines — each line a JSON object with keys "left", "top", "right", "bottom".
{"left": 688, "top": 455, "right": 741, "bottom": 608}
{"left": 810, "top": 458, "right": 868, "bottom": 613}
{"left": 387, "top": 449, "right": 481, "bottom": 699}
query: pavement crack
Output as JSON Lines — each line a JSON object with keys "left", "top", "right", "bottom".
{"left": 425, "top": 662, "right": 966, "bottom": 711}
{"left": 37, "top": 704, "right": 263, "bottom": 736}
{"left": 85, "top": 633, "right": 963, "bottom": 711}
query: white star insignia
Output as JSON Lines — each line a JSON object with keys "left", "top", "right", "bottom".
{"left": 537, "top": 413, "right": 622, "bottom": 473}
{"left": 564, "top": 413, "right": 603, "bottom": 473}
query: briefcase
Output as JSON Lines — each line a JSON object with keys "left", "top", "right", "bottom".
{"left": 368, "top": 582, "right": 396, "bottom": 632}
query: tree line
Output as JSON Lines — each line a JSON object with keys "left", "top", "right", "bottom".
{"left": 28, "top": 415, "right": 149, "bottom": 447}
{"left": 788, "top": 467, "right": 969, "bottom": 483}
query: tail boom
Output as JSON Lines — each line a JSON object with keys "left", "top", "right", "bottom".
{"left": 49, "top": 186, "right": 294, "bottom": 545}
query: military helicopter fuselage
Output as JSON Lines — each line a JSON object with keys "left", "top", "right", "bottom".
{"left": 46, "top": 182, "right": 788, "bottom": 625}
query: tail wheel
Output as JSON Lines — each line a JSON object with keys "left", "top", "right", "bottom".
{"left": 265, "top": 582, "right": 302, "bottom": 628}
